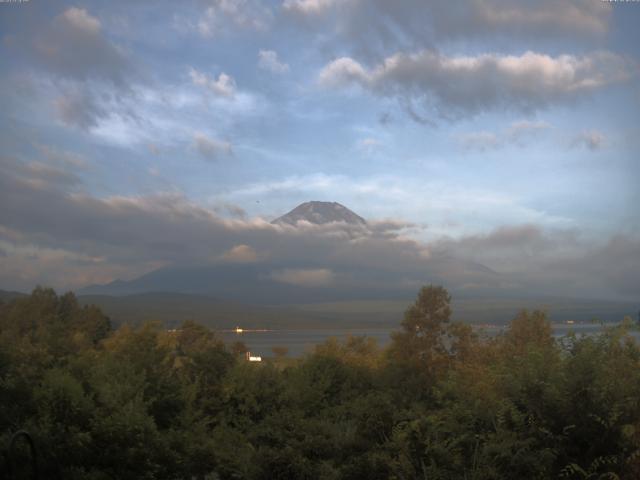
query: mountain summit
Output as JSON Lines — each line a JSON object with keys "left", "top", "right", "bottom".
{"left": 272, "top": 201, "right": 367, "bottom": 226}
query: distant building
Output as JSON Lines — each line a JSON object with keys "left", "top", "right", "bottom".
{"left": 245, "top": 351, "right": 262, "bottom": 362}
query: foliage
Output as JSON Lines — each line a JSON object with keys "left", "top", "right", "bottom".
{"left": 0, "top": 286, "right": 639, "bottom": 479}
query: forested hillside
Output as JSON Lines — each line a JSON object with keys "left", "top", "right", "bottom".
{"left": 1, "top": 286, "right": 639, "bottom": 479}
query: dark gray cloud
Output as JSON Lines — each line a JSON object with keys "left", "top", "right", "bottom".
{"left": 33, "top": 7, "right": 133, "bottom": 85}
{"left": 35, "top": 144, "right": 88, "bottom": 169}
{"left": 4, "top": 6, "right": 140, "bottom": 131}
{"left": 297, "top": 1, "right": 631, "bottom": 120}
{"left": 214, "top": 203, "right": 248, "bottom": 219}
{"left": 270, "top": 268, "right": 334, "bottom": 287}
{"left": 0, "top": 158, "right": 488, "bottom": 292}
{"left": 431, "top": 225, "right": 581, "bottom": 266}
{"left": 587, "top": 236, "right": 640, "bottom": 297}
{"left": 23, "top": 162, "right": 81, "bottom": 188}
{"left": 193, "top": 133, "right": 233, "bottom": 160}
{"left": 53, "top": 88, "right": 109, "bottom": 129}
{"left": 1, "top": 159, "right": 638, "bottom": 300}
{"left": 431, "top": 225, "right": 640, "bottom": 300}
{"left": 1, "top": 156, "right": 81, "bottom": 190}
{"left": 284, "top": 0, "right": 612, "bottom": 59}
{"left": 319, "top": 50, "right": 634, "bottom": 118}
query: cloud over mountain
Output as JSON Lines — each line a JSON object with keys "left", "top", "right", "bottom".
{"left": 1, "top": 155, "right": 638, "bottom": 300}
{"left": 0, "top": 1, "right": 637, "bottom": 303}
{"left": 272, "top": 201, "right": 367, "bottom": 227}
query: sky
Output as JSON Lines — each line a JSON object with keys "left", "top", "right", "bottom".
{"left": 0, "top": 0, "right": 639, "bottom": 300}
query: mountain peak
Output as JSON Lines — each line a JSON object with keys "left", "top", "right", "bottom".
{"left": 272, "top": 201, "right": 367, "bottom": 226}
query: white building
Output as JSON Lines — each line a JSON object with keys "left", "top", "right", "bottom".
{"left": 245, "top": 351, "right": 262, "bottom": 362}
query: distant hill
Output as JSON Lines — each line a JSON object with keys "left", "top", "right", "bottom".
{"left": 0, "top": 289, "right": 27, "bottom": 302}
{"left": 78, "top": 262, "right": 418, "bottom": 302}
{"left": 272, "top": 201, "right": 367, "bottom": 226}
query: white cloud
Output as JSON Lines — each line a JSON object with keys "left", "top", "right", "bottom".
{"left": 270, "top": 268, "right": 334, "bottom": 287}
{"left": 318, "top": 57, "right": 368, "bottom": 88}
{"left": 187, "top": 1, "right": 273, "bottom": 38}
{"left": 571, "top": 130, "right": 605, "bottom": 151}
{"left": 458, "top": 119, "right": 552, "bottom": 151}
{"left": 32, "top": 74, "right": 263, "bottom": 148}
{"left": 61, "top": 7, "right": 101, "bottom": 34}
{"left": 221, "top": 244, "right": 260, "bottom": 263}
{"left": 228, "top": 173, "right": 574, "bottom": 235}
{"left": 506, "top": 120, "right": 552, "bottom": 142}
{"left": 457, "top": 132, "right": 500, "bottom": 152}
{"left": 283, "top": 0, "right": 338, "bottom": 15}
{"left": 319, "top": 50, "right": 633, "bottom": 118}
{"left": 258, "top": 50, "right": 290, "bottom": 74}
{"left": 193, "top": 133, "right": 233, "bottom": 160}
{"left": 357, "top": 137, "right": 382, "bottom": 152}
{"left": 189, "top": 68, "right": 237, "bottom": 98}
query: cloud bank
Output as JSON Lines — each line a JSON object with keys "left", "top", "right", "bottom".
{"left": 1, "top": 156, "right": 638, "bottom": 300}
{"left": 319, "top": 50, "right": 633, "bottom": 118}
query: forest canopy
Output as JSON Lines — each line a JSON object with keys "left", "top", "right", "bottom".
{"left": 1, "top": 286, "right": 639, "bottom": 479}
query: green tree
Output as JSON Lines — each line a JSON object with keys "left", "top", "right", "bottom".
{"left": 272, "top": 345, "right": 289, "bottom": 359}
{"left": 388, "top": 285, "right": 452, "bottom": 392}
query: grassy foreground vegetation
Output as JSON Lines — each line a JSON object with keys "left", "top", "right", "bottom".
{"left": 1, "top": 286, "right": 639, "bottom": 479}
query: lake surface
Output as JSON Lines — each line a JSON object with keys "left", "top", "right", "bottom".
{"left": 218, "top": 323, "right": 640, "bottom": 358}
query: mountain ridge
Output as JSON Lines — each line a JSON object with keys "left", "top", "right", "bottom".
{"left": 78, "top": 201, "right": 498, "bottom": 301}
{"left": 272, "top": 201, "right": 367, "bottom": 226}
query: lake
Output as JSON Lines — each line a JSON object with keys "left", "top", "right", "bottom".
{"left": 218, "top": 323, "right": 640, "bottom": 358}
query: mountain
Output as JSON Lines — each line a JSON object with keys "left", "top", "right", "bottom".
{"left": 272, "top": 201, "right": 367, "bottom": 226}
{"left": 78, "top": 263, "right": 419, "bottom": 302}
{"left": 0, "top": 289, "right": 28, "bottom": 302}
{"left": 79, "top": 201, "right": 496, "bottom": 302}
